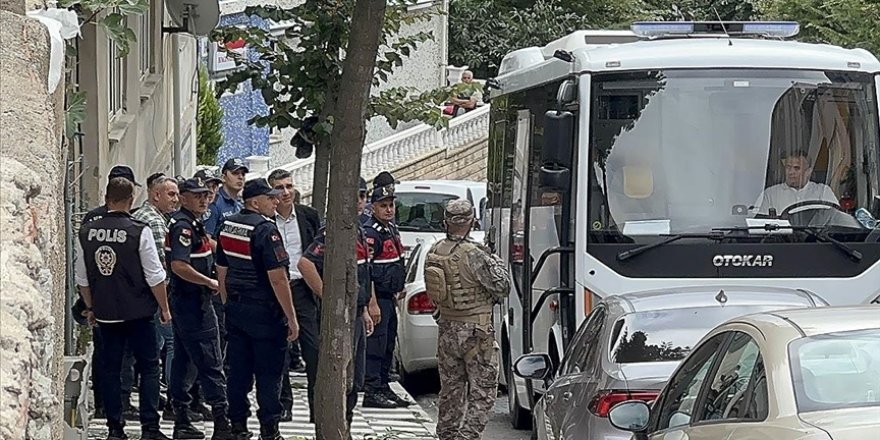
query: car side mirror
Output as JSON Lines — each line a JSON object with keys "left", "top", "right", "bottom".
{"left": 608, "top": 400, "right": 650, "bottom": 433}
{"left": 513, "top": 353, "right": 553, "bottom": 381}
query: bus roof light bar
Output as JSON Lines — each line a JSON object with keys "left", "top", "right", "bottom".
{"left": 631, "top": 21, "right": 800, "bottom": 39}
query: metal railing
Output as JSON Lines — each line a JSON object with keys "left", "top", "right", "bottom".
{"left": 265, "top": 105, "right": 491, "bottom": 200}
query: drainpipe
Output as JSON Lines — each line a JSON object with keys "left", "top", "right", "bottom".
{"left": 172, "top": 34, "right": 183, "bottom": 176}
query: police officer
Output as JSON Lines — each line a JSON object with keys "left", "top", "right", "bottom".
{"left": 216, "top": 178, "right": 299, "bottom": 440}
{"left": 77, "top": 164, "right": 143, "bottom": 419}
{"left": 298, "top": 177, "right": 377, "bottom": 426}
{"left": 166, "top": 177, "right": 234, "bottom": 440}
{"left": 75, "top": 177, "right": 171, "bottom": 440}
{"left": 363, "top": 175, "right": 409, "bottom": 408}
{"left": 426, "top": 199, "right": 510, "bottom": 440}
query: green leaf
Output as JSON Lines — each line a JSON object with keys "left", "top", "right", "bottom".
{"left": 65, "top": 91, "right": 87, "bottom": 139}
{"left": 118, "top": 0, "right": 149, "bottom": 16}
{"left": 101, "top": 13, "right": 136, "bottom": 57}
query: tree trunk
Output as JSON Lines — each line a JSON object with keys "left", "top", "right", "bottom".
{"left": 314, "top": 0, "right": 387, "bottom": 439}
{"left": 311, "top": 139, "right": 331, "bottom": 215}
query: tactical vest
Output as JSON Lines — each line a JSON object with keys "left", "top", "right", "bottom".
{"left": 218, "top": 211, "right": 276, "bottom": 301}
{"left": 79, "top": 211, "right": 157, "bottom": 321}
{"left": 424, "top": 238, "right": 496, "bottom": 322}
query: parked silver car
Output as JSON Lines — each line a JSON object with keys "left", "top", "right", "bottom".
{"left": 608, "top": 306, "right": 880, "bottom": 440}
{"left": 514, "top": 286, "right": 827, "bottom": 440}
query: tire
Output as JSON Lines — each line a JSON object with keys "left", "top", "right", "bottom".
{"left": 505, "top": 350, "right": 532, "bottom": 430}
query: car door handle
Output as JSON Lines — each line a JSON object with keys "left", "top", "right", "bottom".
{"left": 562, "top": 391, "right": 573, "bottom": 401}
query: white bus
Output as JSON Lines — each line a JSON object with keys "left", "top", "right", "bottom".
{"left": 484, "top": 22, "right": 880, "bottom": 429}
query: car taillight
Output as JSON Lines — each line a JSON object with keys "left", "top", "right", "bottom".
{"left": 588, "top": 390, "right": 658, "bottom": 418}
{"left": 407, "top": 292, "right": 436, "bottom": 315}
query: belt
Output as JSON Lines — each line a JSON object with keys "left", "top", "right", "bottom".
{"left": 227, "top": 295, "right": 277, "bottom": 306}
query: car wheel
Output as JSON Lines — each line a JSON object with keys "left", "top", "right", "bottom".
{"left": 506, "top": 351, "right": 531, "bottom": 430}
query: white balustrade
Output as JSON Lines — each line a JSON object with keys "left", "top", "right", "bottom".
{"left": 268, "top": 104, "right": 490, "bottom": 199}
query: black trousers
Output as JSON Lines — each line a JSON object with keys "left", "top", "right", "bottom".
{"left": 291, "top": 279, "right": 320, "bottom": 422}
{"left": 98, "top": 317, "right": 161, "bottom": 430}
{"left": 365, "top": 297, "right": 397, "bottom": 392}
{"left": 226, "top": 299, "right": 288, "bottom": 426}
{"left": 346, "top": 312, "right": 367, "bottom": 425}
{"left": 168, "top": 291, "right": 227, "bottom": 416}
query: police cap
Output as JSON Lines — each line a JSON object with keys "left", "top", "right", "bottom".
{"left": 194, "top": 168, "right": 222, "bottom": 185}
{"left": 180, "top": 177, "right": 211, "bottom": 194}
{"left": 444, "top": 198, "right": 475, "bottom": 225}
{"left": 370, "top": 184, "right": 396, "bottom": 203}
{"left": 221, "top": 157, "right": 249, "bottom": 174}
{"left": 109, "top": 165, "right": 141, "bottom": 186}
{"left": 243, "top": 178, "right": 281, "bottom": 200}
{"left": 359, "top": 177, "right": 368, "bottom": 193}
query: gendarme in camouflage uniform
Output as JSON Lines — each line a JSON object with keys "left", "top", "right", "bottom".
{"left": 426, "top": 199, "right": 510, "bottom": 440}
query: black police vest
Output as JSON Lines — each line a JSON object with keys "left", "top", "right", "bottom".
{"left": 79, "top": 212, "right": 157, "bottom": 321}
{"left": 166, "top": 210, "right": 213, "bottom": 294}
{"left": 219, "top": 211, "right": 276, "bottom": 301}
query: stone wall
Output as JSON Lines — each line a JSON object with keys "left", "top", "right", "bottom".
{"left": 0, "top": 5, "right": 67, "bottom": 440}
{"left": 393, "top": 139, "right": 488, "bottom": 182}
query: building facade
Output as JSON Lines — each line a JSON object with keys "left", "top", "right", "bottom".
{"left": 74, "top": 2, "right": 199, "bottom": 210}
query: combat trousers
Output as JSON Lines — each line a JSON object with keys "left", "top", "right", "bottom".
{"left": 346, "top": 311, "right": 367, "bottom": 426}
{"left": 97, "top": 317, "right": 162, "bottom": 431}
{"left": 436, "top": 319, "right": 498, "bottom": 440}
{"left": 291, "top": 279, "right": 320, "bottom": 422}
{"left": 225, "top": 299, "right": 288, "bottom": 426}
{"left": 365, "top": 297, "right": 397, "bottom": 392}
{"left": 168, "top": 291, "right": 228, "bottom": 416}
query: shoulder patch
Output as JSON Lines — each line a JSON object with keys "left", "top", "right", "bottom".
{"left": 271, "top": 232, "right": 281, "bottom": 242}
{"left": 181, "top": 228, "right": 192, "bottom": 236}
{"left": 179, "top": 234, "right": 192, "bottom": 247}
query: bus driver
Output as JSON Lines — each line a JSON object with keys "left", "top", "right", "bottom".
{"left": 753, "top": 150, "right": 838, "bottom": 216}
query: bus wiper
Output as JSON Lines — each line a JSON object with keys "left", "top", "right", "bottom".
{"left": 617, "top": 232, "right": 726, "bottom": 262}
{"left": 712, "top": 225, "right": 863, "bottom": 262}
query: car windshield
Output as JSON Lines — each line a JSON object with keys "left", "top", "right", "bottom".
{"left": 588, "top": 69, "right": 880, "bottom": 243}
{"left": 395, "top": 192, "right": 458, "bottom": 232}
{"left": 611, "top": 306, "right": 790, "bottom": 364}
{"left": 790, "top": 328, "right": 880, "bottom": 412}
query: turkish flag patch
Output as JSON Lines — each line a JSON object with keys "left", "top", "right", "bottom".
{"left": 181, "top": 228, "right": 192, "bottom": 236}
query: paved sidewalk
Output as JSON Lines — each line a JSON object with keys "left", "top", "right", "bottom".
{"left": 87, "top": 373, "right": 437, "bottom": 439}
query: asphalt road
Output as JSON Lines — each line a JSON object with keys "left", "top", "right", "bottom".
{"left": 404, "top": 371, "right": 531, "bottom": 440}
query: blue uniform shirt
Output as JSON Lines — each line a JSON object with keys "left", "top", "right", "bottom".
{"left": 215, "top": 209, "right": 289, "bottom": 299}
{"left": 205, "top": 187, "right": 243, "bottom": 237}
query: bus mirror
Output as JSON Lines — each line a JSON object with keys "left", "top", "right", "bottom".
{"left": 543, "top": 110, "right": 574, "bottom": 169}
{"left": 540, "top": 166, "right": 570, "bottom": 192}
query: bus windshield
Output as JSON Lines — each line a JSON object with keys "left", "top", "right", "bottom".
{"left": 587, "top": 69, "right": 880, "bottom": 243}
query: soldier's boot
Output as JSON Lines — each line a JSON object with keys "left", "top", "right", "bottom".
{"left": 210, "top": 415, "right": 235, "bottom": 440}
{"left": 362, "top": 392, "right": 397, "bottom": 409}
{"left": 106, "top": 423, "right": 129, "bottom": 440}
{"left": 258, "top": 423, "right": 282, "bottom": 440}
{"left": 231, "top": 421, "right": 253, "bottom": 440}
{"left": 172, "top": 407, "right": 205, "bottom": 440}
{"left": 380, "top": 388, "right": 412, "bottom": 407}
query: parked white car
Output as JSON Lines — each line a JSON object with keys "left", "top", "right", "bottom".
{"left": 394, "top": 180, "right": 486, "bottom": 260}
{"left": 395, "top": 236, "right": 439, "bottom": 382}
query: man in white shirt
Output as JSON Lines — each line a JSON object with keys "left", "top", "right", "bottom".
{"left": 754, "top": 150, "right": 838, "bottom": 216}
{"left": 75, "top": 177, "right": 171, "bottom": 440}
{"left": 267, "top": 169, "right": 321, "bottom": 422}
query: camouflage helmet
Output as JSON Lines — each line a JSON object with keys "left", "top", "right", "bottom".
{"left": 444, "top": 198, "right": 475, "bottom": 225}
